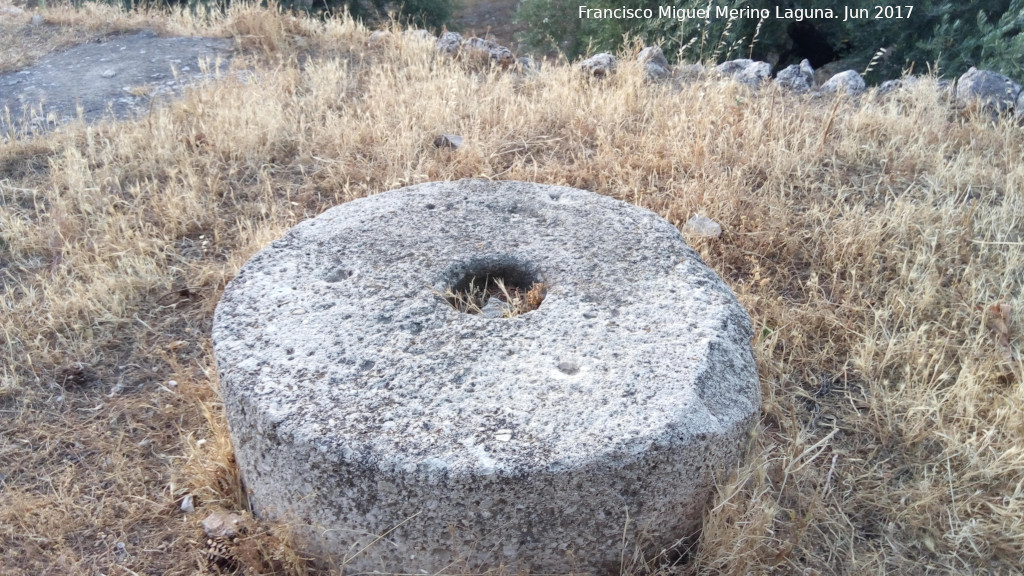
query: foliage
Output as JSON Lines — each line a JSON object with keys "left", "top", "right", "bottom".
{"left": 92, "top": 0, "right": 455, "bottom": 30}
{"left": 516, "top": 0, "right": 1024, "bottom": 80}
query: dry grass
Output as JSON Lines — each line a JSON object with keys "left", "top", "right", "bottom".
{"left": 1, "top": 2, "right": 1022, "bottom": 575}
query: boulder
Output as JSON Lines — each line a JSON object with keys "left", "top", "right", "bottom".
{"left": 212, "top": 180, "right": 761, "bottom": 575}
{"left": 580, "top": 52, "right": 615, "bottom": 77}
{"left": 821, "top": 70, "right": 866, "bottom": 94}
{"left": 956, "top": 67, "right": 1021, "bottom": 116}
{"left": 776, "top": 59, "right": 814, "bottom": 92}
{"left": 676, "top": 62, "right": 706, "bottom": 81}
{"left": 435, "top": 31, "right": 463, "bottom": 56}
{"left": 463, "top": 36, "right": 515, "bottom": 68}
{"left": 638, "top": 46, "right": 670, "bottom": 80}
{"left": 716, "top": 58, "right": 771, "bottom": 87}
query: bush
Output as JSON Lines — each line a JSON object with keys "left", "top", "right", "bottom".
{"left": 516, "top": 0, "right": 1024, "bottom": 80}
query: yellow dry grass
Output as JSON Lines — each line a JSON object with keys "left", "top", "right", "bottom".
{"left": 1, "top": 2, "right": 1022, "bottom": 575}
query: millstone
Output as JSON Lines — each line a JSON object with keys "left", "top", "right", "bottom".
{"left": 212, "top": 179, "right": 760, "bottom": 574}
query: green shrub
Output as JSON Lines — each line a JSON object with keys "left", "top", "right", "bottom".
{"left": 516, "top": 0, "right": 1024, "bottom": 80}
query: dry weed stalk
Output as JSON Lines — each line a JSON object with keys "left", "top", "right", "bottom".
{"left": 1, "top": 2, "right": 1022, "bottom": 575}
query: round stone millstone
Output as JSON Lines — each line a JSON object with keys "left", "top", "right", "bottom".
{"left": 212, "top": 180, "right": 760, "bottom": 574}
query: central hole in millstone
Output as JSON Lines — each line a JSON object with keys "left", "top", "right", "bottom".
{"left": 446, "top": 262, "right": 545, "bottom": 318}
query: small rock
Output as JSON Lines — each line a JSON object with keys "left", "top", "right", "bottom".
{"left": 435, "top": 31, "right": 463, "bottom": 56}
{"left": 644, "top": 62, "right": 669, "bottom": 80}
{"left": 463, "top": 37, "right": 514, "bottom": 68}
{"left": 675, "top": 63, "right": 706, "bottom": 81}
{"left": 1, "top": 5, "right": 25, "bottom": 15}
{"left": 637, "top": 46, "right": 668, "bottom": 69}
{"left": 433, "top": 134, "right": 463, "bottom": 149}
{"left": 956, "top": 67, "right": 1021, "bottom": 116}
{"left": 638, "top": 46, "right": 669, "bottom": 81}
{"left": 682, "top": 214, "right": 722, "bottom": 238}
{"left": 775, "top": 59, "right": 814, "bottom": 92}
{"left": 30, "top": 13, "right": 43, "bottom": 26}
{"left": 580, "top": 52, "right": 615, "bottom": 78}
{"left": 180, "top": 494, "right": 195, "bottom": 513}
{"left": 716, "top": 59, "right": 771, "bottom": 87}
{"left": 876, "top": 78, "right": 905, "bottom": 97}
{"left": 494, "top": 430, "right": 513, "bottom": 442}
{"left": 821, "top": 70, "right": 866, "bottom": 94}
{"left": 202, "top": 511, "right": 244, "bottom": 539}
{"left": 100, "top": 69, "right": 117, "bottom": 78}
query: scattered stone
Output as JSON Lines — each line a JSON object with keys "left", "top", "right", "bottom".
{"left": 775, "top": 59, "right": 814, "bottom": 92}
{"left": 876, "top": 77, "right": 907, "bottom": 97}
{"left": 682, "top": 214, "right": 723, "bottom": 238}
{"left": 463, "top": 36, "right": 514, "bottom": 68}
{"left": 821, "top": 70, "right": 866, "bottom": 94}
{"left": 637, "top": 46, "right": 670, "bottom": 81}
{"left": 30, "top": 13, "right": 43, "bottom": 26}
{"left": 956, "top": 67, "right": 1021, "bottom": 116}
{"left": 644, "top": 62, "right": 669, "bottom": 80}
{"left": 435, "top": 31, "right": 463, "bottom": 56}
{"left": 180, "top": 494, "right": 195, "bottom": 513}
{"left": 637, "top": 46, "right": 669, "bottom": 69}
{"left": 433, "top": 134, "right": 462, "bottom": 149}
{"left": 675, "top": 62, "right": 706, "bottom": 81}
{"left": 213, "top": 179, "right": 760, "bottom": 574}
{"left": 1, "top": 5, "right": 25, "bottom": 15}
{"left": 100, "top": 69, "right": 117, "bottom": 78}
{"left": 579, "top": 52, "right": 615, "bottom": 78}
{"left": 201, "top": 511, "right": 244, "bottom": 539}
{"left": 716, "top": 58, "right": 771, "bottom": 87}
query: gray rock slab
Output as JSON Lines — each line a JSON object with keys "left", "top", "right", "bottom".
{"left": 212, "top": 180, "right": 761, "bottom": 574}
{"left": 580, "top": 52, "right": 615, "bottom": 77}
{"left": 776, "top": 59, "right": 814, "bottom": 93}
{"left": 821, "top": 69, "right": 866, "bottom": 94}
{"left": 0, "top": 29, "right": 232, "bottom": 137}
{"left": 956, "top": 66, "right": 1021, "bottom": 116}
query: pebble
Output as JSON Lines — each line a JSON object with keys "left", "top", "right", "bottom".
{"left": 202, "top": 510, "right": 244, "bottom": 539}
{"left": 682, "top": 214, "right": 722, "bottom": 238}
{"left": 180, "top": 494, "right": 195, "bottom": 513}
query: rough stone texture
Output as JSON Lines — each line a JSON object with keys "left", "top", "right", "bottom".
{"left": 776, "top": 59, "right": 814, "bottom": 93}
{"left": 821, "top": 70, "right": 866, "bottom": 94}
{"left": 212, "top": 180, "right": 761, "bottom": 574}
{"left": 463, "top": 36, "right": 515, "bottom": 68}
{"left": 0, "top": 29, "right": 232, "bottom": 137}
{"left": 637, "top": 46, "right": 669, "bottom": 69}
{"left": 580, "top": 52, "right": 615, "bottom": 77}
{"left": 638, "top": 46, "right": 669, "bottom": 81}
{"left": 676, "top": 62, "right": 706, "bottom": 81}
{"left": 435, "top": 31, "right": 463, "bottom": 56}
{"left": 715, "top": 58, "right": 771, "bottom": 86}
{"left": 683, "top": 214, "right": 723, "bottom": 238}
{"left": 956, "top": 67, "right": 1021, "bottom": 115}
